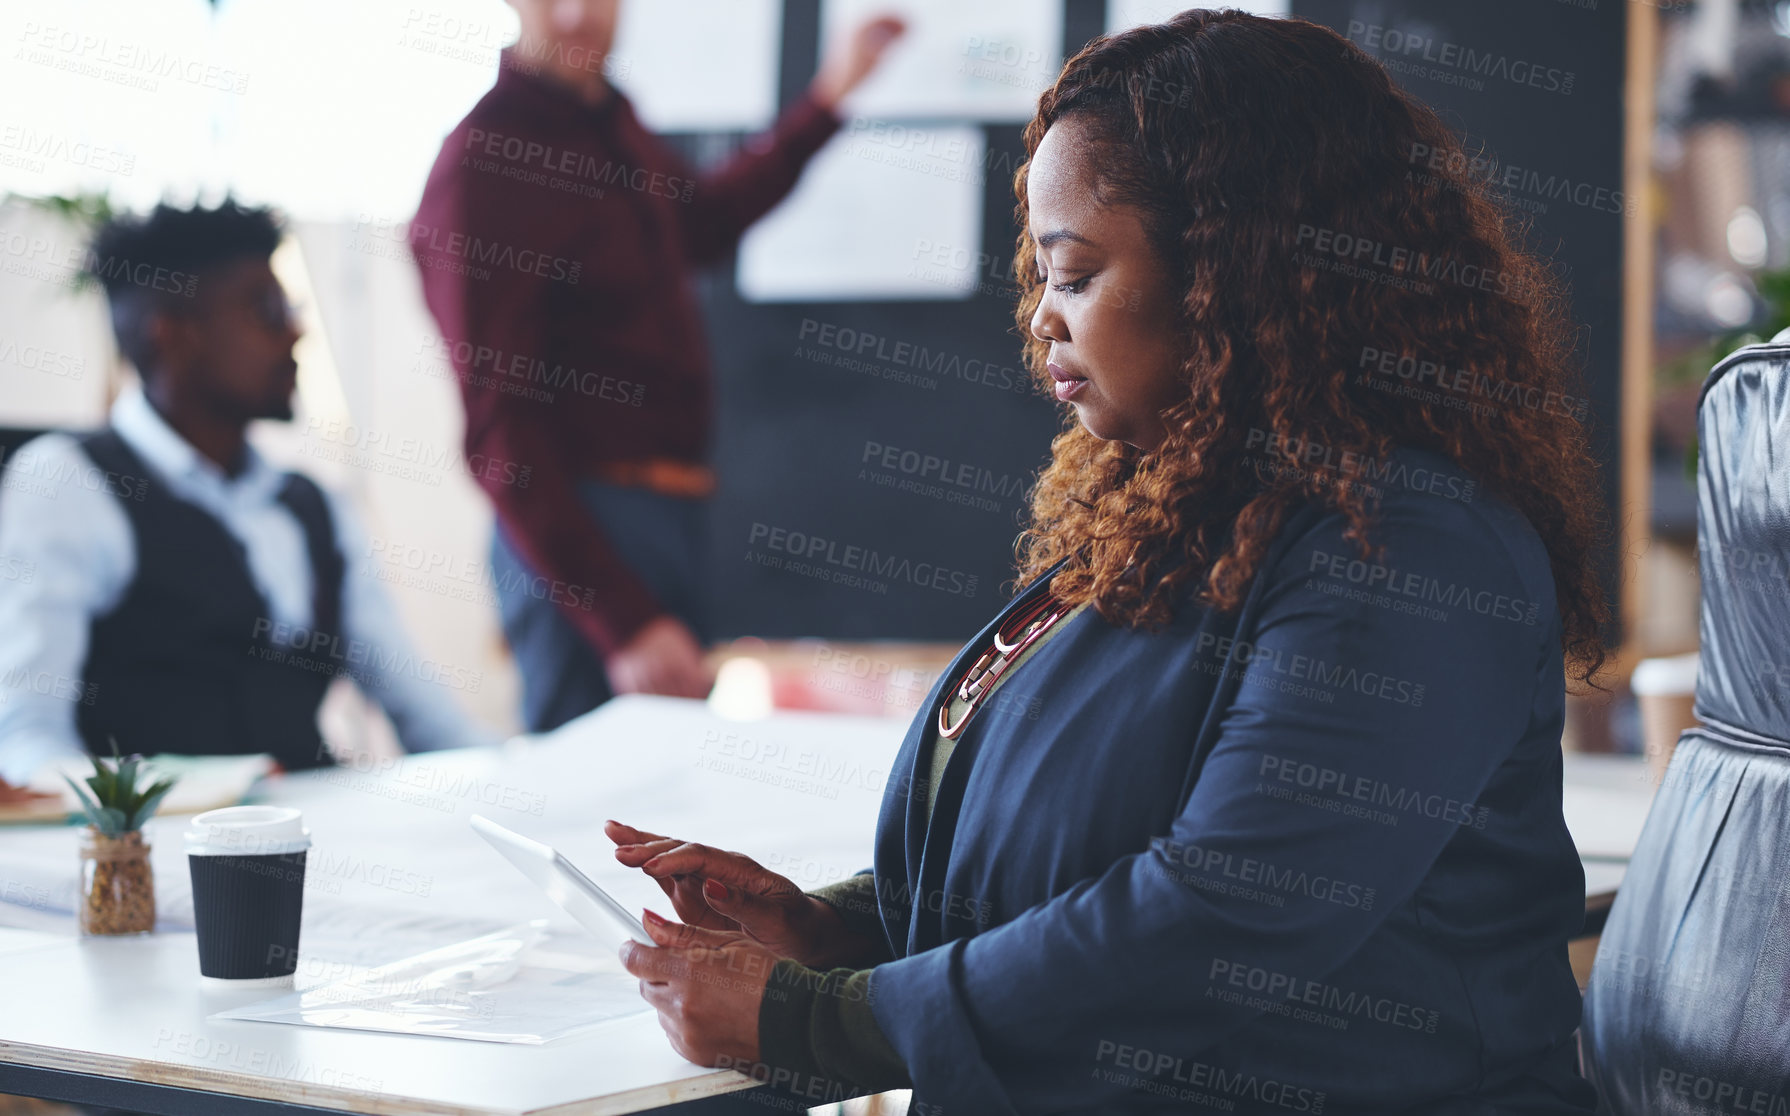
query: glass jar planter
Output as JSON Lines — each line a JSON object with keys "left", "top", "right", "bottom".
{"left": 79, "top": 829, "right": 155, "bottom": 936}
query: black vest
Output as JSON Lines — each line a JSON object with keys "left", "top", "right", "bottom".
{"left": 74, "top": 430, "right": 344, "bottom": 772}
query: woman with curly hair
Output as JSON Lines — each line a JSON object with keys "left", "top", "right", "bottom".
{"left": 610, "top": 9, "right": 1608, "bottom": 1113}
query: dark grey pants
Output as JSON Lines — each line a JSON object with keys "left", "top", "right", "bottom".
{"left": 490, "top": 478, "right": 712, "bottom": 733}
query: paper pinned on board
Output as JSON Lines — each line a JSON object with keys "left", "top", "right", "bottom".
{"left": 821, "top": 0, "right": 1064, "bottom": 122}
{"left": 737, "top": 125, "right": 986, "bottom": 303}
{"left": 1106, "top": 0, "right": 1289, "bottom": 34}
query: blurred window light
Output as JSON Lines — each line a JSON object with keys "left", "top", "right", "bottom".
{"left": 709, "top": 656, "right": 774, "bottom": 721}
{"left": 1727, "top": 205, "right": 1768, "bottom": 269}
{"left": 1, "top": 0, "right": 780, "bottom": 221}
{"left": 1706, "top": 272, "right": 1755, "bottom": 328}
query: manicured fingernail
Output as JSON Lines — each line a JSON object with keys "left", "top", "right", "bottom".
{"left": 643, "top": 909, "right": 669, "bottom": 927}
{"left": 703, "top": 879, "right": 730, "bottom": 903}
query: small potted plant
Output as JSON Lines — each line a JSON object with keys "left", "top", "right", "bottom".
{"left": 65, "top": 746, "right": 176, "bottom": 936}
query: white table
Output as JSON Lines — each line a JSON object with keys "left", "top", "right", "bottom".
{"left": 1560, "top": 751, "right": 1661, "bottom": 929}
{"left": 0, "top": 696, "right": 902, "bottom": 1116}
{"left": 0, "top": 697, "right": 1660, "bottom": 1115}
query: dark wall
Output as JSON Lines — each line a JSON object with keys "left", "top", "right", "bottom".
{"left": 689, "top": 0, "right": 1626, "bottom": 641}
{"left": 1295, "top": 0, "right": 1629, "bottom": 641}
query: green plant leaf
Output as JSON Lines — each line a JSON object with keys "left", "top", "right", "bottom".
{"left": 61, "top": 774, "right": 105, "bottom": 829}
{"left": 68, "top": 746, "right": 179, "bottom": 831}
{"left": 86, "top": 765, "right": 113, "bottom": 804}
{"left": 127, "top": 779, "right": 177, "bottom": 830}
{"left": 115, "top": 756, "right": 139, "bottom": 801}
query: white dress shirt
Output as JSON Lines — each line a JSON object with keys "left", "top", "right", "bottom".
{"left": 0, "top": 385, "right": 491, "bottom": 783}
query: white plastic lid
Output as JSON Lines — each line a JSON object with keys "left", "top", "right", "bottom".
{"left": 184, "top": 806, "right": 310, "bottom": 857}
{"left": 1631, "top": 652, "right": 1700, "bottom": 697}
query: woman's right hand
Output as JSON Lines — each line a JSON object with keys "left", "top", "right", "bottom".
{"left": 605, "top": 820, "right": 875, "bottom": 968}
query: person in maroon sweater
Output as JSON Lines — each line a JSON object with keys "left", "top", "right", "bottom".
{"left": 412, "top": 1, "right": 903, "bottom": 731}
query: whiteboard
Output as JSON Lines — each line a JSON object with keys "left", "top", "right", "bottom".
{"left": 736, "top": 124, "right": 985, "bottom": 302}
{"left": 820, "top": 0, "right": 1064, "bottom": 122}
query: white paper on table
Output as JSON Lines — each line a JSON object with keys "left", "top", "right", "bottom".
{"left": 822, "top": 0, "right": 1063, "bottom": 122}
{"left": 213, "top": 921, "right": 650, "bottom": 1044}
{"left": 1106, "top": 0, "right": 1289, "bottom": 34}
{"left": 737, "top": 125, "right": 985, "bottom": 302}
{"left": 27, "top": 754, "right": 275, "bottom": 817}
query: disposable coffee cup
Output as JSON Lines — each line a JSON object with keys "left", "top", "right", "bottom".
{"left": 184, "top": 806, "right": 310, "bottom": 982}
{"left": 1632, "top": 653, "right": 1699, "bottom": 786}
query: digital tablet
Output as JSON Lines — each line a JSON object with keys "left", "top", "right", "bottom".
{"left": 470, "top": 814, "right": 653, "bottom": 950}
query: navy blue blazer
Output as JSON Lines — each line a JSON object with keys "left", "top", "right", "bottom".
{"left": 863, "top": 448, "right": 1596, "bottom": 1115}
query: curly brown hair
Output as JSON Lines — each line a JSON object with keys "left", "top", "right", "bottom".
{"left": 1011, "top": 9, "right": 1611, "bottom": 684}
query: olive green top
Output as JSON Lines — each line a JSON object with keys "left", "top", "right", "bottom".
{"left": 757, "top": 598, "right": 1091, "bottom": 1096}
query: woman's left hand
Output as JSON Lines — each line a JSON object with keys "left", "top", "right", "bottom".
{"left": 620, "top": 909, "right": 777, "bottom": 1067}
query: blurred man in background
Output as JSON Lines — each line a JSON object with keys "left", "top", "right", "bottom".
{"left": 0, "top": 201, "right": 491, "bottom": 793}
{"left": 411, "top": 0, "right": 904, "bottom": 732}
